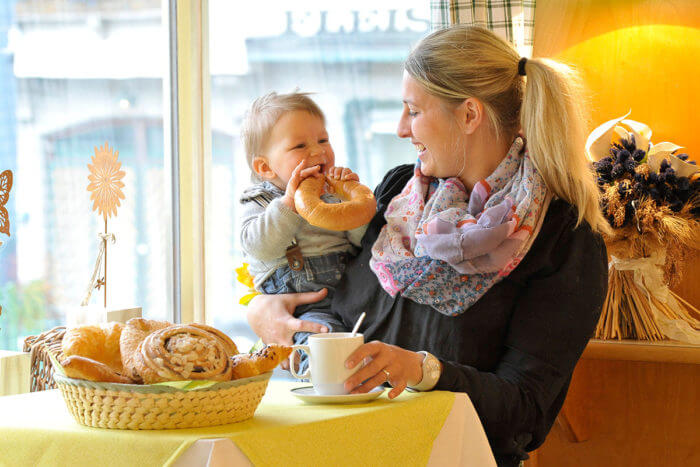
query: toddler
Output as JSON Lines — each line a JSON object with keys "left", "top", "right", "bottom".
{"left": 239, "top": 91, "right": 369, "bottom": 345}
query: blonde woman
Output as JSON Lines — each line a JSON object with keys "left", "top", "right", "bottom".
{"left": 247, "top": 25, "right": 608, "bottom": 466}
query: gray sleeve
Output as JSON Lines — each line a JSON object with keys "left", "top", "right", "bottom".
{"left": 239, "top": 198, "right": 306, "bottom": 262}
{"left": 346, "top": 224, "right": 369, "bottom": 247}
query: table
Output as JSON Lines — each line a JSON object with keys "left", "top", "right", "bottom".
{"left": 0, "top": 381, "right": 496, "bottom": 466}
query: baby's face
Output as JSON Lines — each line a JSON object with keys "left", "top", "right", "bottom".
{"left": 258, "top": 110, "right": 335, "bottom": 187}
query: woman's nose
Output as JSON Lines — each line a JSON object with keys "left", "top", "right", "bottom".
{"left": 396, "top": 112, "right": 411, "bottom": 139}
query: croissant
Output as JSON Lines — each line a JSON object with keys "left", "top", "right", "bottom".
{"left": 230, "top": 344, "right": 293, "bottom": 380}
{"left": 122, "top": 320, "right": 237, "bottom": 384}
{"left": 62, "top": 322, "right": 124, "bottom": 374}
{"left": 61, "top": 355, "right": 133, "bottom": 384}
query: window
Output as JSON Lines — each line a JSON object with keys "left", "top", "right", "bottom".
{"left": 206, "top": 2, "right": 430, "bottom": 350}
{"left": 0, "top": 0, "right": 171, "bottom": 350}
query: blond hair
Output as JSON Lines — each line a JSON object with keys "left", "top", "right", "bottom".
{"left": 241, "top": 91, "right": 325, "bottom": 182}
{"left": 405, "top": 25, "right": 610, "bottom": 234}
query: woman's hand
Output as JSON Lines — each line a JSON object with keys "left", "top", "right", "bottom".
{"left": 343, "top": 341, "right": 425, "bottom": 399}
{"left": 246, "top": 290, "right": 329, "bottom": 368}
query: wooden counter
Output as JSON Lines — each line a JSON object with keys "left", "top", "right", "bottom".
{"left": 583, "top": 339, "right": 700, "bottom": 365}
{"left": 526, "top": 339, "right": 700, "bottom": 467}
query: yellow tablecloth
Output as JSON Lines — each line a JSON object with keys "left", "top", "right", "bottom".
{"left": 0, "top": 381, "right": 455, "bottom": 467}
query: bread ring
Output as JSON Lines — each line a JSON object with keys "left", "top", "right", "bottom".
{"left": 294, "top": 175, "right": 376, "bottom": 231}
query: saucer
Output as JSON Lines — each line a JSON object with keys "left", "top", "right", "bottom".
{"left": 290, "top": 386, "right": 385, "bottom": 404}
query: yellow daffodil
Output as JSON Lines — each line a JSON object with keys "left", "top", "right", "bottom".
{"left": 235, "top": 263, "right": 260, "bottom": 306}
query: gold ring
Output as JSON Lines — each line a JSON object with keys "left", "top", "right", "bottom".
{"left": 382, "top": 369, "right": 390, "bottom": 381}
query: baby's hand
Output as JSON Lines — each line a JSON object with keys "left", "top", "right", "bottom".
{"left": 280, "top": 161, "right": 323, "bottom": 212}
{"left": 326, "top": 166, "right": 360, "bottom": 182}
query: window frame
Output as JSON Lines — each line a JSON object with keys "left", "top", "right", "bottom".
{"left": 172, "top": 0, "right": 212, "bottom": 324}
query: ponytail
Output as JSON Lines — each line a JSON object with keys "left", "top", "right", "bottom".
{"left": 520, "top": 59, "right": 611, "bottom": 234}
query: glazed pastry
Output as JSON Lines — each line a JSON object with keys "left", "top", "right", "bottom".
{"left": 119, "top": 318, "right": 170, "bottom": 381}
{"left": 188, "top": 322, "right": 238, "bottom": 355}
{"left": 230, "top": 344, "right": 293, "bottom": 380}
{"left": 62, "top": 322, "right": 124, "bottom": 373}
{"left": 61, "top": 355, "right": 134, "bottom": 384}
{"left": 124, "top": 322, "right": 236, "bottom": 384}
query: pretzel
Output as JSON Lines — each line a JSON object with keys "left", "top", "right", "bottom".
{"left": 295, "top": 175, "right": 376, "bottom": 231}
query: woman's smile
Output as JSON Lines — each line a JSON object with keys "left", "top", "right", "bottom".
{"left": 414, "top": 142, "right": 427, "bottom": 159}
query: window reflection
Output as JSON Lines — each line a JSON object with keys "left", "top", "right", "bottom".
{"left": 207, "top": 2, "right": 429, "bottom": 350}
{"left": 0, "top": 0, "right": 169, "bottom": 350}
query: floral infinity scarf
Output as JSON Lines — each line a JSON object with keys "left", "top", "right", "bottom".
{"left": 370, "top": 137, "right": 551, "bottom": 316}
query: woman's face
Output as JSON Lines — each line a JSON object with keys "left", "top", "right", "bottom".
{"left": 397, "top": 72, "right": 466, "bottom": 179}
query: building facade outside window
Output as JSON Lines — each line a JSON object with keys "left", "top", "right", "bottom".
{"left": 207, "top": 2, "right": 429, "bottom": 350}
{"left": 0, "top": 0, "right": 171, "bottom": 350}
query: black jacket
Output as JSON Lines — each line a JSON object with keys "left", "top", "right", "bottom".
{"left": 323, "top": 164, "right": 608, "bottom": 466}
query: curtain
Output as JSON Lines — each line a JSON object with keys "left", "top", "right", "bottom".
{"left": 430, "top": 0, "right": 535, "bottom": 57}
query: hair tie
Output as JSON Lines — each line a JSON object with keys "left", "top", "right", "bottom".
{"left": 518, "top": 57, "right": 527, "bottom": 76}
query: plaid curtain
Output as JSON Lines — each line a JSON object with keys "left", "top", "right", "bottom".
{"left": 430, "top": 0, "right": 535, "bottom": 57}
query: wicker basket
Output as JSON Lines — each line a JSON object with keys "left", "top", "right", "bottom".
{"left": 23, "top": 326, "right": 66, "bottom": 392}
{"left": 54, "top": 371, "right": 272, "bottom": 430}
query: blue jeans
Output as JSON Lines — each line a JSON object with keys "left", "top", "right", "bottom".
{"left": 260, "top": 252, "right": 349, "bottom": 347}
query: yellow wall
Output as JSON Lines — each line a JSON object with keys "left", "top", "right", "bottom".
{"left": 534, "top": 0, "right": 700, "bottom": 159}
{"left": 533, "top": 0, "right": 700, "bottom": 308}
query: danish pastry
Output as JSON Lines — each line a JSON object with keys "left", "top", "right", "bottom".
{"left": 122, "top": 319, "right": 236, "bottom": 384}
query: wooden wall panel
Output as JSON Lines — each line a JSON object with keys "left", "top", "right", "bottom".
{"left": 529, "top": 359, "right": 700, "bottom": 466}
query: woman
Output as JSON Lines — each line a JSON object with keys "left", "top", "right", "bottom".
{"left": 247, "top": 25, "right": 608, "bottom": 466}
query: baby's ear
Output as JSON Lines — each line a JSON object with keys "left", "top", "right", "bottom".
{"left": 252, "top": 156, "right": 276, "bottom": 180}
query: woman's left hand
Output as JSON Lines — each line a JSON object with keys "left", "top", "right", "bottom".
{"left": 343, "top": 341, "right": 424, "bottom": 399}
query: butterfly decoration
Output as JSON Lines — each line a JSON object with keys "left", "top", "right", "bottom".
{"left": 0, "top": 169, "right": 12, "bottom": 252}
{"left": 0, "top": 169, "right": 12, "bottom": 317}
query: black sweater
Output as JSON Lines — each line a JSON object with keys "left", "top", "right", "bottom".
{"left": 329, "top": 165, "right": 608, "bottom": 466}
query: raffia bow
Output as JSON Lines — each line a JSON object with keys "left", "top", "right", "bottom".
{"left": 81, "top": 232, "right": 116, "bottom": 306}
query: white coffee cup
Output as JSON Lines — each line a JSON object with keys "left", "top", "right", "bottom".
{"left": 289, "top": 332, "right": 364, "bottom": 395}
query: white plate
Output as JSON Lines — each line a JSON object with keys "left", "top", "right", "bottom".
{"left": 291, "top": 386, "right": 385, "bottom": 404}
